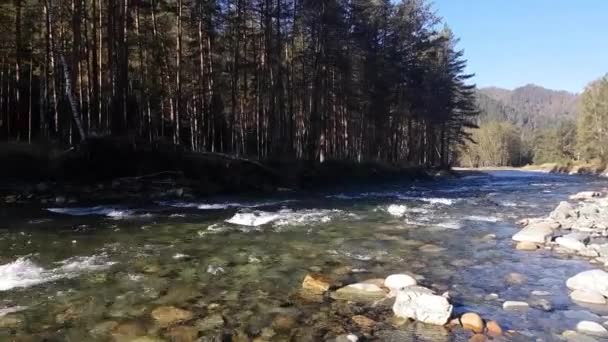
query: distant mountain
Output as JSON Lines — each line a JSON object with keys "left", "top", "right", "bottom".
{"left": 476, "top": 84, "right": 580, "bottom": 129}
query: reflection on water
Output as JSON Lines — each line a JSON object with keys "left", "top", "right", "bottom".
{"left": 1, "top": 170, "right": 608, "bottom": 340}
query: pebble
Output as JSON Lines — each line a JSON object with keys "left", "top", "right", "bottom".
{"left": 302, "top": 273, "right": 332, "bottom": 295}
{"left": 150, "top": 306, "right": 193, "bottom": 327}
{"left": 486, "top": 320, "right": 503, "bottom": 337}
{"left": 351, "top": 315, "right": 376, "bottom": 330}
{"left": 460, "top": 312, "right": 484, "bottom": 333}
{"left": 577, "top": 321, "right": 608, "bottom": 337}
{"left": 502, "top": 301, "right": 529, "bottom": 310}
{"left": 505, "top": 272, "right": 527, "bottom": 285}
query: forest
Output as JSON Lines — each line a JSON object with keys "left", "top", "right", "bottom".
{"left": 460, "top": 76, "right": 608, "bottom": 168}
{"left": 0, "top": 0, "right": 478, "bottom": 168}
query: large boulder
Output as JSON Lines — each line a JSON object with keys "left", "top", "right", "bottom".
{"left": 566, "top": 270, "right": 608, "bottom": 297}
{"left": 512, "top": 221, "right": 559, "bottom": 244}
{"left": 392, "top": 286, "right": 452, "bottom": 326}
{"left": 577, "top": 321, "right": 608, "bottom": 337}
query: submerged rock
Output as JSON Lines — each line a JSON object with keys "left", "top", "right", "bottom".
{"left": 486, "top": 320, "right": 502, "bottom": 337}
{"left": 577, "top": 321, "right": 608, "bottom": 337}
{"left": 502, "top": 301, "right": 529, "bottom": 310}
{"left": 195, "top": 314, "right": 224, "bottom": 332}
{"left": 384, "top": 274, "right": 417, "bottom": 297}
{"left": 566, "top": 270, "right": 608, "bottom": 297}
{"left": 392, "top": 286, "right": 452, "bottom": 325}
{"left": 302, "top": 273, "right": 332, "bottom": 295}
{"left": 150, "top": 306, "right": 193, "bottom": 327}
{"left": 331, "top": 283, "right": 387, "bottom": 303}
{"left": 165, "top": 326, "right": 199, "bottom": 342}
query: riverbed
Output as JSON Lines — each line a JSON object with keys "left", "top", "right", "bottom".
{"left": 1, "top": 170, "right": 608, "bottom": 341}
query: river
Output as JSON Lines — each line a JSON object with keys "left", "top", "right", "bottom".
{"left": 1, "top": 170, "right": 607, "bottom": 341}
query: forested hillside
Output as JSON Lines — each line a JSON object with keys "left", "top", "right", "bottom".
{"left": 0, "top": 0, "right": 477, "bottom": 168}
{"left": 461, "top": 78, "right": 607, "bottom": 168}
{"left": 476, "top": 85, "right": 579, "bottom": 129}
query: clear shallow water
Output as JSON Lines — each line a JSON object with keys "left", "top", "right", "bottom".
{"left": 1, "top": 170, "right": 608, "bottom": 341}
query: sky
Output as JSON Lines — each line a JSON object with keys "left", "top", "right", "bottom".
{"left": 431, "top": 0, "right": 608, "bottom": 93}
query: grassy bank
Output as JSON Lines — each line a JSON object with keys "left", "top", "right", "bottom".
{"left": 0, "top": 139, "right": 444, "bottom": 204}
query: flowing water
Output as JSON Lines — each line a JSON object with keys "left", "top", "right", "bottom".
{"left": 1, "top": 170, "right": 608, "bottom": 341}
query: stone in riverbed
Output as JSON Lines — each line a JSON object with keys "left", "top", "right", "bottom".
{"left": 486, "top": 320, "right": 503, "bottom": 337}
{"left": 512, "top": 221, "right": 559, "bottom": 244}
{"left": 384, "top": 274, "right": 417, "bottom": 297}
{"left": 351, "top": 315, "right": 376, "bottom": 330}
{"left": 112, "top": 320, "right": 147, "bottom": 338}
{"left": 195, "top": 313, "right": 224, "bottom": 332}
{"left": 550, "top": 201, "right": 575, "bottom": 220}
{"left": 392, "top": 286, "right": 452, "bottom": 325}
{"left": 556, "top": 233, "right": 589, "bottom": 251}
{"left": 302, "top": 273, "right": 332, "bottom": 295}
{"left": 0, "top": 315, "right": 22, "bottom": 329}
{"left": 505, "top": 272, "right": 527, "bottom": 285}
{"left": 502, "top": 301, "right": 529, "bottom": 310}
{"left": 570, "top": 290, "right": 607, "bottom": 304}
{"left": 570, "top": 191, "right": 602, "bottom": 200}
{"left": 516, "top": 241, "right": 540, "bottom": 250}
{"left": 577, "top": 321, "right": 608, "bottom": 337}
{"left": 460, "top": 312, "right": 484, "bottom": 333}
{"left": 566, "top": 270, "right": 608, "bottom": 297}
{"left": 331, "top": 283, "right": 387, "bottom": 303}
{"left": 165, "top": 326, "right": 198, "bottom": 342}
{"left": 151, "top": 306, "right": 193, "bottom": 327}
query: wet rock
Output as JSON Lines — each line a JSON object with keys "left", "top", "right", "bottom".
{"left": 165, "top": 325, "right": 199, "bottom": 342}
{"left": 272, "top": 314, "right": 297, "bottom": 332}
{"left": 89, "top": 321, "right": 119, "bottom": 338}
{"left": 351, "top": 315, "right": 376, "bottom": 330}
{"left": 530, "top": 298, "right": 553, "bottom": 311}
{"left": 195, "top": 313, "right": 224, "bottom": 332}
{"left": 460, "top": 312, "right": 484, "bottom": 333}
{"left": 577, "top": 321, "right": 608, "bottom": 337}
{"left": 155, "top": 285, "right": 200, "bottom": 304}
{"left": 302, "top": 273, "right": 332, "bottom": 295}
{"left": 562, "top": 330, "right": 599, "bottom": 342}
{"left": 384, "top": 274, "right": 417, "bottom": 296}
{"left": 571, "top": 290, "right": 607, "bottom": 304}
{"left": 566, "top": 269, "right": 608, "bottom": 297}
{"left": 570, "top": 191, "right": 602, "bottom": 201}
{"left": 0, "top": 314, "right": 22, "bottom": 329}
{"left": 486, "top": 320, "right": 502, "bottom": 337}
{"left": 128, "top": 337, "right": 166, "bottom": 342}
{"left": 418, "top": 244, "right": 446, "bottom": 253}
{"left": 392, "top": 286, "right": 452, "bottom": 325}
{"left": 112, "top": 320, "right": 147, "bottom": 338}
{"left": 331, "top": 283, "right": 387, "bottom": 303}
{"left": 512, "top": 221, "right": 558, "bottom": 244}
{"left": 502, "top": 301, "right": 529, "bottom": 310}
{"left": 505, "top": 272, "right": 527, "bottom": 285}
{"left": 4, "top": 195, "right": 17, "bottom": 203}
{"left": 55, "top": 195, "right": 67, "bottom": 204}
{"left": 556, "top": 233, "right": 589, "bottom": 251}
{"left": 334, "top": 334, "right": 359, "bottom": 342}
{"left": 151, "top": 306, "right": 194, "bottom": 327}
{"left": 516, "top": 241, "right": 540, "bottom": 250}
{"left": 550, "top": 201, "right": 575, "bottom": 220}
{"left": 469, "top": 334, "right": 486, "bottom": 342}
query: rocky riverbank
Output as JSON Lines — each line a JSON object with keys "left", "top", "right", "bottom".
{"left": 512, "top": 190, "right": 608, "bottom": 341}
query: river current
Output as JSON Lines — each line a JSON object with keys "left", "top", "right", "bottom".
{"left": 1, "top": 170, "right": 608, "bottom": 341}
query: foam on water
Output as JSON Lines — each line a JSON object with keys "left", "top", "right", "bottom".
{"left": 0, "top": 254, "right": 115, "bottom": 292}
{"left": 225, "top": 209, "right": 343, "bottom": 227}
{"left": 435, "top": 221, "right": 463, "bottom": 230}
{"left": 47, "top": 206, "right": 136, "bottom": 218}
{"left": 160, "top": 199, "right": 295, "bottom": 210}
{"left": 464, "top": 215, "right": 501, "bottom": 222}
{"left": 386, "top": 204, "right": 408, "bottom": 217}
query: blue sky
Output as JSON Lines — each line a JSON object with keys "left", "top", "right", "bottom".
{"left": 431, "top": 0, "right": 608, "bottom": 93}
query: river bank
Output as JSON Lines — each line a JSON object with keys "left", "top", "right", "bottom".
{"left": 0, "top": 140, "right": 447, "bottom": 206}
{"left": 2, "top": 170, "right": 607, "bottom": 341}
{"left": 522, "top": 162, "right": 608, "bottom": 177}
